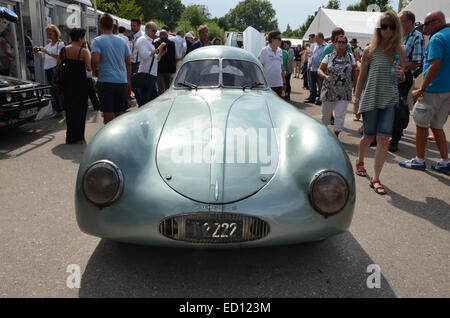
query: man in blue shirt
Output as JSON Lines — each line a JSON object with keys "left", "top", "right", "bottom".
{"left": 305, "top": 33, "right": 327, "bottom": 105}
{"left": 399, "top": 11, "right": 450, "bottom": 173}
{"left": 190, "top": 25, "right": 211, "bottom": 51}
{"left": 91, "top": 13, "right": 131, "bottom": 125}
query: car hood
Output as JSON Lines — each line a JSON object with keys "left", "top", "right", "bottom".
{"left": 156, "top": 89, "right": 279, "bottom": 204}
{"left": 0, "top": 75, "right": 37, "bottom": 90}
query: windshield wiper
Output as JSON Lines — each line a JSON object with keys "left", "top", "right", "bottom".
{"left": 242, "top": 82, "right": 264, "bottom": 91}
{"left": 177, "top": 80, "right": 198, "bottom": 90}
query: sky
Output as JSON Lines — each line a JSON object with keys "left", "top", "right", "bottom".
{"left": 180, "top": 0, "right": 402, "bottom": 32}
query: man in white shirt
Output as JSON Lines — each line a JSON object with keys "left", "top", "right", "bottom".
{"left": 130, "top": 18, "right": 143, "bottom": 75}
{"left": 257, "top": 30, "right": 286, "bottom": 97}
{"left": 117, "top": 26, "right": 130, "bottom": 48}
{"left": 172, "top": 30, "right": 187, "bottom": 64}
{"left": 133, "top": 21, "right": 166, "bottom": 106}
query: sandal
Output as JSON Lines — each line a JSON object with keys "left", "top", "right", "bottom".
{"left": 355, "top": 160, "right": 367, "bottom": 177}
{"left": 370, "top": 178, "right": 386, "bottom": 195}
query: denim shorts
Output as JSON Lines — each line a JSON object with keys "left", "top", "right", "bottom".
{"left": 362, "top": 106, "right": 396, "bottom": 136}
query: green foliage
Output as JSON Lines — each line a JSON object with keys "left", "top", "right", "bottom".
{"left": 299, "top": 12, "right": 317, "bottom": 38}
{"left": 346, "top": 0, "right": 390, "bottom": 12}
{"left": 159, "top": 0, "right": 185, "bottom": 31}
{"left": 113, "top": 0, "right": 144, "bottom": 22}
{"left": 205, "top": 21, "right": 225, "bottom": 42}
{"left": 179, "top": 5, "right": 207, "bottom": 29}
{"left": 211, "top": 17, "right": 230, "bottom": 31}
{"left": 326, "top": 0, "right": 340, "bottom": 9}
{"left": 226, "top": 0, "right": 278, "bottom": 32}
{"left": 175, "top": 20, "right": 194, "bottom": 35}
{"left": 285, "top": 24, "right": 292, "bottom": 33}
{"left": 91, "top": 0, "right": 115, "bottom": 13}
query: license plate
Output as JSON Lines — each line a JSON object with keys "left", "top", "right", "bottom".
{"left": 19, "top": 107, "right": 38, "bottom": 119}
{"left": 185, "top": 219, "right": 243, "bottom": 240}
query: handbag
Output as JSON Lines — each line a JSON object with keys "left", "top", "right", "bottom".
{"left": 52, "top": 47, "right": 67, "bottom": 94}
{"left": 131, "top": 54, "right": 155, "bottom": 89}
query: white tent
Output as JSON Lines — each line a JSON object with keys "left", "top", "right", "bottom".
{"left": 302, "top": 8, "right": 382, "bottom": 47}
{"left": 403, "top": 0, "right": 450, "bottom": 23}
{"left": 282, "top": 38, "right": 303, "bottom": 48}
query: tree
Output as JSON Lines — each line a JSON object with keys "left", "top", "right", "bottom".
{"left": 179, "top": 5, "right": 207, "bottom": 29}
{"left": 347, "top": 0, "right": 390, "bottom": 12}
{"left": 91, "top": 0, "right": 115, "bottom": 13}
{"left": 159, "top": 0, "right": 185, "bottom": 31}
{"left": 285, "top": 24, "right": 292, "bottom": 33}
{"left": 299, "top": 13, "right": 316, "bottom": 38}
{"left": 226, "top": 0, "right": 278, "bottom": 32}
{"left": 113, "top": 0, "right": 144, "bottom": 22}
{"left": 326, "top": 0, "right": 340, "bottom": 9}
{"left": 205, "top": 21, "right": 225, "bottom": 42}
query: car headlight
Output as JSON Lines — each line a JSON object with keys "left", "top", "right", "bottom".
{"left": 309, "top": 170, "right": 349, "bottom": 216}
{"left": 82, "top": 160, "right": 124, "bottom": 207}
{"left": 6, "top": 94, "right": 12, "bottom": 102}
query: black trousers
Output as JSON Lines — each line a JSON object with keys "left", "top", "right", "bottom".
{"left": 285, "top": 73, "right": 292, "bottom": 96}
{"left": 87, "top": 78, "right": 100, "bottom": 110}
{"left": 391, "top": 72, "right": 414, "bottom": 144}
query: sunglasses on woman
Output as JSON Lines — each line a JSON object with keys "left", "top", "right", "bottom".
{"left": 336, "top": 40, "right": 347, "bottom": 44}
{"left": 379, "top": 24, "right": 396, "bottom": 31}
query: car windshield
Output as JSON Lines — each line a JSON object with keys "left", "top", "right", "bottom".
{"left": 174, "top": 59, "right": 220, "bottom": 88}
{"left": 174, "top": 59, "right": 267, "bottom": 89}
{"left": 222, "top": 59, "right": 266, "bottom": 88}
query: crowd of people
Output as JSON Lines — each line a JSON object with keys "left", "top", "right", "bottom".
{"left": 258, "top": 10, "right": 449, "bottom": 195}
{"left": 31, "top": 14, "right": 222, "bottom": 144}
{"left": 31, "top": 9, "right": 449, "bottom": 194}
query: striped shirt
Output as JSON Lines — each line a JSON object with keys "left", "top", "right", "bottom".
{"left": 358, "top": 50, "right": 398, "bottom": 114}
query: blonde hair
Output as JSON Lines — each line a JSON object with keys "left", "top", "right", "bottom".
{"left": 45, "top": 24, "right": 61, "bottom": 40}
{"left": 368, "top": 11, "right": 403, "bottom": 62}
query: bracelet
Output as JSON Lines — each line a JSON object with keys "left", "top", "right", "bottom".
{"left": 353, "top": 98, "right": 360, "bottom": 103}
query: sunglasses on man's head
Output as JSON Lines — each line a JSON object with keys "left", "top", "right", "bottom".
{"left": 379, "top": 24, "right": 396, "bottom": 30}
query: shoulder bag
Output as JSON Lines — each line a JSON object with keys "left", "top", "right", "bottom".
{"left": 52, "top": 47, "right": 68, "bottom": 94}
{"left": 131, "top": 53, "right": 155, "bottom": 89}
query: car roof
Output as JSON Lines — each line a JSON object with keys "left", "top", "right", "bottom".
{"left": 180, "top": 46, "right": 261, "bottom": 67}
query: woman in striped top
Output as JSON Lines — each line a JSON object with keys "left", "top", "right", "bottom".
{"left": 353, "top": 11, "right": 406, "bottom": 195}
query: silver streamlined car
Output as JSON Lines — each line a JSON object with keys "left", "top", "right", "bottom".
{"left": 75, "top": 46, "right": 355, "bottom": 247}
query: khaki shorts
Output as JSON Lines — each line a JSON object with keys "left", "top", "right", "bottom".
{"left": 412, "top": 92, "right": 450, "bottom": 129}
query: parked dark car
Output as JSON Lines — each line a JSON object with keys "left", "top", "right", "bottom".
{"left": 0, "top": 75, "right": 52, "bottom": 128}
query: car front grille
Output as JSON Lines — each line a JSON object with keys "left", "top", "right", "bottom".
{"left": 159, "top": 213, "right": 270, "bottom": 243}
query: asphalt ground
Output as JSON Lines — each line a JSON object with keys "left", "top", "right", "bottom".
{"left": 0, "top": 77, "right": 449, "bottom": 298}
